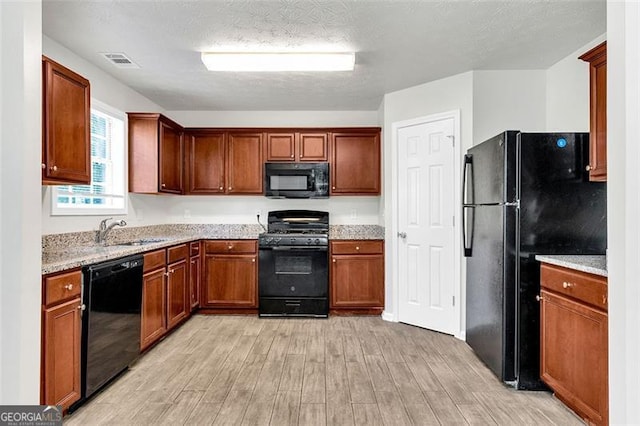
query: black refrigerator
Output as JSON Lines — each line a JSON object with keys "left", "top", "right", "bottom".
{"left": 462, "top": 131, "right": 606, "bottom": 390}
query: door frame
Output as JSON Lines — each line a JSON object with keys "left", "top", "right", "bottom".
{"left": 388, "top": 110, "right": 463, "bottom": 339}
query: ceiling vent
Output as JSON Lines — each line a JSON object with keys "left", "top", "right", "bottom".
{"left": 100, "top": 52, "right": 140, "bottom": 69}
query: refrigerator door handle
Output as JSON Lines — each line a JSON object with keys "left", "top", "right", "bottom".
{"left": 462, "top": 154, "right": 473, "bottom": 205}
{"left": 462, "top": 154, "right": 474, "bottom": 257}
{"left": 462, "top": 205, "right": 474, "bottom": 257}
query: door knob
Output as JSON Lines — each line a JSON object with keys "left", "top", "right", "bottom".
{"left": 398, "top": 232, "right": 407, "bottom": 239}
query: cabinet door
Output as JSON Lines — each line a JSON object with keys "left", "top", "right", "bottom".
{"left": 167, "top": 259, "right": 188, "bottom": 330}
{"left": 42, "top": 57, "right": 91, "bottom": 184}
{"left": 330, "top": 254, "right": 384, "bottom": 308}
{"left": 580, "top": 42, "right": 607, "bottom": 182}
{"left": 141, "top": 268, "right": 166, "bottom": 350}
{"left": 159, "top": 120, "right": 183, "bottom": 193}
{"left": 266, "top": 133, "right": 296, "bottom": 161}
{"left": 42, "top": 297, "right": 81, "bottom": 410}
{"left": 299, "top": 132, "right": 328, "bottom": 161}
{"left": 540, "top": 290, "right": 608, "bottom": 424}
{"left": 227, "top": 132, "right": 263, "bottom": 194}
{"left": 186, "top": 131, "right": 226, "bottom": 194}
{"left": 190, "top": 254, "right": 201, "bottom": 311}
{"left": 331, "top": 131, "right": 381, "bottom": 194}
{"left": 203, "top": 254, "right": 257, "bottom": 307}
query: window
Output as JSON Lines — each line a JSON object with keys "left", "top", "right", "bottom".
{"left": 52, "top": 101, "right": 127, "bottom": 215}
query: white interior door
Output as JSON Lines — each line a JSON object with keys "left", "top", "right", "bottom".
{"left": 397, "top": 117, "right": 456, "bottom": 334}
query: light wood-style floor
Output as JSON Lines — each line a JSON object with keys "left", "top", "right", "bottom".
{"left": 65, "top": 315, "right": 583, "bottom": 425}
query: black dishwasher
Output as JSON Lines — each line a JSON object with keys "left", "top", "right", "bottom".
{"left": 75, "top": 254, "right": 143, "bottom": 408}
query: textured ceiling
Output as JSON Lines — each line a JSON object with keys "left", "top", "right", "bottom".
{"left": 42, "top": 0, "right": 606, "bottom": 111}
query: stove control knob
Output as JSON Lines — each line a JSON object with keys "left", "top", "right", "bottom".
{"left": 307, "top": 238, "right": 312, "bottom": 245}
{"left": 290, "top": 238, "right": 295, "bottom": 244}
{"left": 275, "top": 237, "right": 281, "bottom": 243}
{"left": 315, "top": 239, "right": 320, "bottom": 244}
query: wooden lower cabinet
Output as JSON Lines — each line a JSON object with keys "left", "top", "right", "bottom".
{"left": 41, "top": 269, "right": 83, "bottom": 411}
{"left": 202, "top": 240, "right": 258, "bottom": 309}
{"left": 330, "top": 240, "right": 384, "bottom": 312}
{"left": 141, "top": 244, "right": 189, "bottom": 351}
{"left": 540, "top": 263, "right": 608, "bottom": 425}
{"left": 141, "top": 267, "right": 167, "bottom": 350}
{"left": 189, "top": 242, "right": 201, "bottom": 311}
{"left": 166, "top": 258, "right": 188, "bottom": 330}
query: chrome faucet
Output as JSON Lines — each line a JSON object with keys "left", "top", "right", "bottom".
{"left": 96, "top": 218, "right": 127, "bottom": 245}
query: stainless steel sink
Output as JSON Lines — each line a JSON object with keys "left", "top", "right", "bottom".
{"left": 113, "top": 238, "right": 169, "bottom": 246}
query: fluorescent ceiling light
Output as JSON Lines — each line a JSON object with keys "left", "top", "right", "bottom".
{"left": 200, "top": 52, "right": 355, "bottom": 72}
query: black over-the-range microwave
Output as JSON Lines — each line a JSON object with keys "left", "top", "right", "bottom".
{"left": 264, "top": 162, "right": 329, "bottom": 198}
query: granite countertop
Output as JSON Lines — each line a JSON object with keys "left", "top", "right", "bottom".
{"left": 42, "top": 224, "right": 384, "bottom": 274}
{"left": 535, "top": 254, "right": 607, "bottom": 277}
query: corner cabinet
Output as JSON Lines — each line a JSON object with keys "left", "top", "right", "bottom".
{"left": 202, "top": 240, "right": 258, "bottom": 309}
{"left": 128, "top": 113, "right": 184, "bottom": 194}
{"left": 539, "top": 263, "right": 608, "bottom": 425}
{"left": 41, "top": 269, "right": 83, "bottom": 412}
{"left": 330, "top": 240, "right": 384, "bottom": 313}
{"left": 42, "top": 56, "right": 91, "bottom": 185}
{"left": 330, "top": 129, "right": 381, "bottom": 195}
{"left": 579, "top": 42, "right": 607, "bottom": 182}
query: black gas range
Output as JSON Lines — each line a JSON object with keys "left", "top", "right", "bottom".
{"left": 258, "top": 210, "right": 329, "bottom": 317}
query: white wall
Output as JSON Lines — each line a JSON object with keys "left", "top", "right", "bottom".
{"left": 0, "top": 1, "right": 42, "bottom": 404}
{"left": 473, "top": 70, "right": 546, "bottom": 143}
{"left": 607, "top": 1, "right": 639, "bottom": 424}
{"left": 546, "top": 34, "right": 607, "bottom": 132}
{"left": 381, "top": 71, "right": 473, "bottom": 329}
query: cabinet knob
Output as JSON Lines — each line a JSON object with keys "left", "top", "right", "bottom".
{"left": 562, "top": 281, "right": 573, "bottom": 289}
{"left": 50, "top": 165, "right": 58, "bottom": 172}
{"left": 170, "top": 269, "right": 175, "bottom": 274}
{"left": 585, "top": 165, "right": 592, "bottom": 171}
{"left": 603, "top": 295, "right": 607, "bottom": 305}
{"left": 165, "top": 272, "right": 170, "bottom": 277}
{"left": 64, "top": 284, "right": 73, "bottom": 290}
{"left": 536, "top": 295, "right": 542, "bottom": 302}
{"left": 228, "top": 245, "right": 233, "bottom": 250}
{"left": 290, "top": 154, "right": 294, "bottom": 158}
{"left": 332, "top": 258, "right": 336, "bottom": 263}
{"left": 300, "top": 155, "right": 303, "bottom": 158}
{"left": 161, "top": 183, "right": 166, "bottom": 188}
{"left": 78, "top": 304, "right": 86, "bottom": 311}
{"left": 228, "top": 186, "right": 232, "bottom": 190}
{"left": 191, "top": 260, "right": 196, "bottom": 264}
{"left": 219, "top": 186, "right": 224, "bottom": 190}
{"left": 332, "top": 186, "right": 336, "bottom": 190}
{"left": 252, "top": 258, "right": 256, "bottom": 263}
{"left": 355, "top": 246, "right": 360, "bottom": 250}
{"left": 41, "top": 163, "right": 46, "bottom": 170}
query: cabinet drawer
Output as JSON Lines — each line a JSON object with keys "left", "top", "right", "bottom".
{"left": 144, "top": 249, "right": 166, "bottom": 272}
{"left": 541, "top": 263, "right": 607, "bottom": 310}
{"left": 331, "top": 240, "right": 384, "bottom": 255}
{"left": 190, "top": 241, "right": 200, "bottom": 256}
{"left": 205, "top": 240, "right": 256, "bottom": 254}
{"left": 44, "top": 269, "right": 82, "bottom": 306}
{"left": 167, "top": 244, "right": 188, "bottom": 263}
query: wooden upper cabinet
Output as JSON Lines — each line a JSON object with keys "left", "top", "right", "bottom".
{"left": 330, "top": 129, "right": 381, "bottom": 195}
{"left": 185, "top": 131, "right": 226, "bottom": 194}
{"left": 128, "top": 113, "right": 184, "bottom": 194}
{"left": 42, "top": 56, "right": 91, "bottom": 185}
{"left": 265, "top": 131, "right": 328, "bottom": 162}
{"left": 266, "top": 132, "right": 297, "bottom": 161}
{"left": 579, "top": 42, "right": 607, "bottom": 182}
{"left": 159, "top": 119, "right": 184, "bottom": 193}
{"left": 227, "top": 132, "right": 263, "bottom": 194}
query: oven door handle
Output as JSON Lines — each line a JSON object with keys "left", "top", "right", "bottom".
{"left": 264, "top": 246, "right": 328, "bottom": 252}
